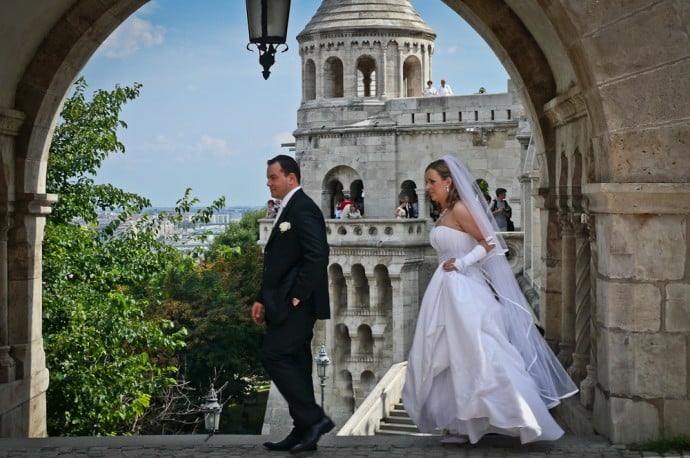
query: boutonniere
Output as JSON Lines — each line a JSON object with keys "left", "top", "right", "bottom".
{"left": 279, "top": 222, "right": 291, "bottom": 233}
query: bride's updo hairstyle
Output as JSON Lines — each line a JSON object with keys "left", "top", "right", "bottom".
{"left": 426, "top": 159, "right": 461, "bottom": 209}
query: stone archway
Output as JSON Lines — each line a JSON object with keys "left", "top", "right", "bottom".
{"left": 0, "top": 0, "right": 687, "bottom": 442}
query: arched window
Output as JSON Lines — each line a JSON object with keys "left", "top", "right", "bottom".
{"left": 357, "top": 324, "right": 374, "bottom": 356}
{"left": 329, "top": 264, "right": 347, "bottom": 315}
{"left": 374, "top": 264, "right": 392, "bottom": 314}
{"left": 304, "top": 59, "right": 316, "bottom": 101}
{"left": 351, "top": 179, "right": 364, "bottom": 216}
{"left": 356, "top": 55, "right": 376, "bottom": 97}
{"left": 360, "top": 371, "right": 377, "bottom": 398}
{"left": 335, "top": 323, "right": 351, "bottom": 363}
{"left": 352, "top": 264, "right": 370, "bottom": 310}
{"left": 324, "top": 56, "right": 344, "bottom": 98}
{"left": 399, "top": 180, "right": 419, "bottom": 218}
{"left": 402, "top": 55, "right": 422, "bottom": 97}
{"left": 322, "top": 166, "right": 362, "bottom": 217}
{"left": 338, "top": 370, "right": 356, "bottom": 414}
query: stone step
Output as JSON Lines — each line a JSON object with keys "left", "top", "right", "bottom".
{"left": 376, "top": 399, "right": 429, "bottom": 436}
{"left": 377, "top": 421, "right": 421, "bottom": 433}
{"left": 375, "top": 428, "right": 432, "bottom": 437}
{"left": 382, "top": 415, "right": 415, "bottom": 425}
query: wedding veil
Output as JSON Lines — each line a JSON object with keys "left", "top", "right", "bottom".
{"left": 442, "top": 154, "right": 578, "bottom": 407}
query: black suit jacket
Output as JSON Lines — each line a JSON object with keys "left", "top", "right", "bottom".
{"left": 257, "top": 189, "right": 330, "bottom": 325}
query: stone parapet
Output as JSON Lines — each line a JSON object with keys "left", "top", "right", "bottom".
{"left": 387, "top": 93, "right": 523, "bottom": 127}
{"left": 259, "top": 218, "right": 430, "bottom": 248}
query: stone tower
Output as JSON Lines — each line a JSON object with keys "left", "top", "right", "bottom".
{"left": 260, "top": 0, "right": 528, "bottom": 434}
{"left": 295, "top": 0, "right": 436, "bottom": 219}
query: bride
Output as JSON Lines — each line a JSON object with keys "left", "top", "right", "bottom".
{"left": 402, "top": 156, "right": 577, "bottom": 445}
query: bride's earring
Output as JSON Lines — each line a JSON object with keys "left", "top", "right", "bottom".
{"left": 445, "top": 185, "right": 450, "bottom": 192}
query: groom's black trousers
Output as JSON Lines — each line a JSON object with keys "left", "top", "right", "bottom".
{"left": 261, "top": 301, "right": 323, "bottom": 435}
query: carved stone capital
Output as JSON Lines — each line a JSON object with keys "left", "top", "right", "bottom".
{"left": 544, "top": 86, "right": 586, "bottom": 127}
{"left": 14, "top": 193, "right": 58, "bottom": 216}
{"left": 0, "top": 107, "right": 25, "bottom": 136}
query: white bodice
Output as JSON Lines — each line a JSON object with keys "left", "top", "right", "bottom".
{"left": 430, "top": 225, "right": 477, "bottom": 262}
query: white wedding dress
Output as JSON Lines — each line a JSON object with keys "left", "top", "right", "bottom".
{"left": 402, "top": 226, "right": 576, "bottom": 444}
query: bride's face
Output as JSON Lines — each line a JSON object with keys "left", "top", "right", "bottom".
{"left": 425, "top": 169, "right": 451, "bottom": 204}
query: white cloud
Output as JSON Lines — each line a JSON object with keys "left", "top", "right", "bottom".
{"left": 99, "top": 16, "right": 165, "bottom": 59}
{"left": 274, "top": 131, "right": 296, "bottom": 147}
{"left": 141, "top": 135, "right": 176, "bottom": 153}
{"left": 171, "top": 135, "right": 235, "bottom": 164}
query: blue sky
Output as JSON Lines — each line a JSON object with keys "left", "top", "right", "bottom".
{"left": 81, "top": 1, "right": 509, "bottom": 207}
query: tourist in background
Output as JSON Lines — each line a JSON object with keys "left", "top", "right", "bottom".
{"left": 423, "top": 80, "right": 437, "bottom": 96}
{"left": 438, "top": 79, "right": 453, "bottom": 96}
{"left": 490, "top": 187, "right": 512, "bottom": 231}
{"left": 395, "top": 196, "right": 412, "bottom": 218}
{"left": 265, "top": 199, "right": 277, "bottom": 218}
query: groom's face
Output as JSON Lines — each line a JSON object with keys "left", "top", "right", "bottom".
{"left": 267, "top": 162, "right": 295, "bottom": 200}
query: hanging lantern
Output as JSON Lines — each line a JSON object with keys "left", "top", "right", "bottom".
{"left": 246, "top": 0, "right": 291, "bottom": 79}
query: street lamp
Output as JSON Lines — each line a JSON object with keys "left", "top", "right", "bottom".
{"left": 246, "top": 0, "right": 291, "bottom": 80}
{"left": 314, "top": 344, "right": 331, "bottom": 408}
{"left": 201, "top": 386, "right": 222, "bottom": 434}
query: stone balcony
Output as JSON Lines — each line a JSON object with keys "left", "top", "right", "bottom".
{"left": 258, "top": 218, "right": 525, "bottom": 274}
{"left": 259, "top": 218, "right": 430, "bottom": 247}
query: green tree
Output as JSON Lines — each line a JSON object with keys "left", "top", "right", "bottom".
{"left": 43, "top": 78, "right": 188, "bottom": 436}
{"left": 157, "top": 210, "right": 266, "bottom": 430}
{"left": 48, "top": 77, "right": 150, "bottom": 228}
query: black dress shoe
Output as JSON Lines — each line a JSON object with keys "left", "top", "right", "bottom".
{"left": 289, "top": 416, "right": 334, "bottom": 454}
{"left": 263, "top": 432, "right": 302, "bottom": 451}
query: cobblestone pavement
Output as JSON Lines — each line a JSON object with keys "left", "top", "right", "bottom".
{"left": 0, "top": 433, "right": 685, "bottom": 457}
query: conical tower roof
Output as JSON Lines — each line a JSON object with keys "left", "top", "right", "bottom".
{"left": 297, "top": 0, "right": 435, "bottom": 40}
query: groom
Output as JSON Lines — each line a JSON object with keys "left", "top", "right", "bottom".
{"left": 251, "top": 155, "right": 333, "bottom": 453}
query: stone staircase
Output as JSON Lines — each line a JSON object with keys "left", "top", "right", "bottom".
{"left": 376, "top": 399, "right": 430, "bottom": 436}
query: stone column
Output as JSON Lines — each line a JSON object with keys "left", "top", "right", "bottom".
{"left": 345, "top": 272, "right": 354, "bottom": 313}
{"left": 7, "top": 192, "right": 56, "bottom": 437}
{"left": 535, "top": 192, "right": 562, "bottom": 344}
{"left": 579, "top": 211, "right": 597, "bottom": 409}
{"left": 415, "top": 188, "right": 426, "bottom": 222}
{"left": 518, "top": 174, "right": 533, "bottom": 275}
{"left": 0, "top": 107, "right": 23, "bottom": 383}
{"left": 0, "top": 211, "right": 13, "bottom": 383}
{"left": 557, "top": 210, "right": 575, "bottom": 367}
{"left": 379, "top": 44, "right": 387, "bottom": 99}
{"left": 321, "top": 190, "right": 331, "bottom": 218}
{"left": 586, "top": 183, "right": 689, "bottom": 443}
{"left": 316, "top": 44, "right": 324, "bottom": 99}
{"left": 343, "top": 47, "right": 356, "bottom": 99}
{"left": 568, "top": 215, "right": 590, "bottom": 386}
{"left": 398, "top": 49, "right": 405, "bottom": 97}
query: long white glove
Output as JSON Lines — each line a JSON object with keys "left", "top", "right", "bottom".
{"left": 453, "top": 244, "right": 487, "bottom": 271}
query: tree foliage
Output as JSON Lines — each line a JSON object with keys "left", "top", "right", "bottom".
{"left": 158, "top": 210, "right": 266, "bottom": 408}
{"left": 43, "top": 77, "right": 266, "bottom": 436}
{"left": 48, "top": 77, "right": 150, "bottom": 227}
{"left": 43, "top": 78, "right": 188, "bottom": 436}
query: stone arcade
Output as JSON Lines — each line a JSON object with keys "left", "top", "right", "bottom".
{"left": 0, "top": 0, "right": 688, "bottom": 444}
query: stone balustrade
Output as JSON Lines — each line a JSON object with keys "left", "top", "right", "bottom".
{"left": 259, "top": 218, "right": 431, "bottom": 247}
{"left": 259, "top": 218, "right": 525, "bottom": 274}
{"left": 387, "top": 92, "right": 524, "bottom": 127}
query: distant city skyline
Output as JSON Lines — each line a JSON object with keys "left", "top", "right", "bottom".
{"left": 80, "top": 1, "right": 510, "bottom": 207}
